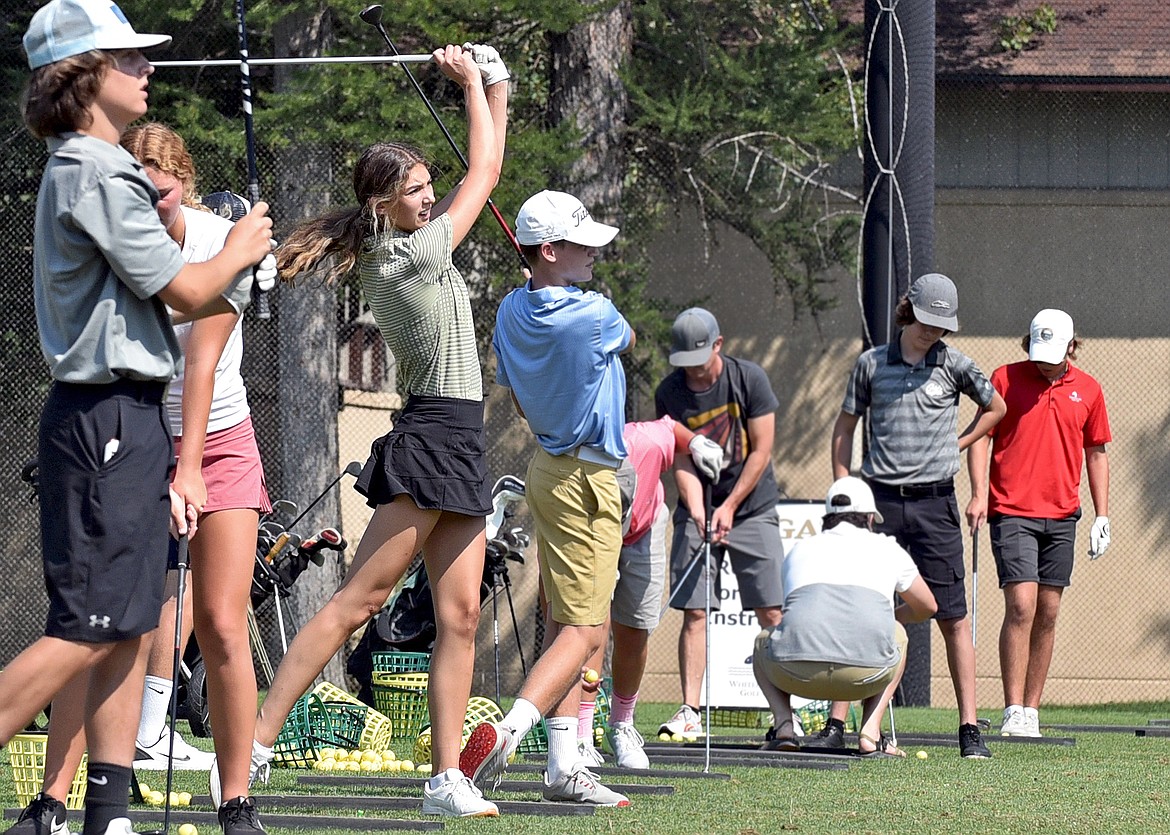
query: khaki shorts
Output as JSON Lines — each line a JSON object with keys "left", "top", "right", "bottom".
{"left": 527, "top": 448, "right": 622, "bottom": 626}
{"left": 754, "top": 622, "right": 909, "bottom": 702}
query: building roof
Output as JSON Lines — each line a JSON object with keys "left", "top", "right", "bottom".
{"left": 835, "top": 1, "right": 1170, "bottom": 84}
{"left": 937, "top": 0, "right": 1170, "bottom": 81}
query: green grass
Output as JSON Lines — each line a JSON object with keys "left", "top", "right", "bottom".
{"left": 4, "top": 702, "right": 1169, "bottom": 834}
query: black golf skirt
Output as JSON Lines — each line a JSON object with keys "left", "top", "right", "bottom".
{"left": 355, "top": 395, "right": 491, "bottom": 517}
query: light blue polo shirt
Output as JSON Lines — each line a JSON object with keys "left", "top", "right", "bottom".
{"left": 493, "top": 281, "right": 630, "bottom": 459}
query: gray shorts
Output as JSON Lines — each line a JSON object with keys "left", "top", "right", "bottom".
{"left": 612, "top": 503, "right": 668, "bottom": 630}
{"left": 990, "top": 512, "right": 1080, "bottom": 588}
{"left": 668, "top": 510, "right": 785, "bottom": 611}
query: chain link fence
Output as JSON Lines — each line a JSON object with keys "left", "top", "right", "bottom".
{"left": 1, "top": 2, "right": 1167, "bottom": 714}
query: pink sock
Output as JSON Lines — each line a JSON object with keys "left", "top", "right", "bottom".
{"left": 610, "top": 691, "right": 638, "bottom": 726}
{"left": 578, "top": 700, "right": 596, "bottom": 740}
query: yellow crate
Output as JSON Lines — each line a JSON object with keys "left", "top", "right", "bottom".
{"left": 7, "top": 733, "right": 88, "bottom": 811}
{"left": 414, "top": 696, "right": 503, "bottom": 765}
{"left": 311, "top": 681, "right": 394, "bottom": 751}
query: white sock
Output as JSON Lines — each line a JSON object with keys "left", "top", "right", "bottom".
{"left": 428, "top": 767, "right": 461, "bottom": 791}
{"left": 545, "top": 717, "right": 578, "bottom": 781}
{"left": 137, "top": 675, "right": 173, "bottom": 746}
{"left": 502, "top": 698, "right": 542, "bottom": 740}
{"left": 252, "top": 738, "right": 274, "bottom": 766}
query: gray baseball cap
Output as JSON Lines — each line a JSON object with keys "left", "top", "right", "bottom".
{"left": 907, "top": 273, "right": 960, "bottom": 331}
{"left": 668, "top": 307, "right": 720, "bottom": 366}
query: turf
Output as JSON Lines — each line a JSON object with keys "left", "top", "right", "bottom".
{"left": 3, "top": 702, "right": 1168, "bottom": 834}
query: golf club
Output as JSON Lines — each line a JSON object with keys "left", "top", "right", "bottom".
{"left": 234, "top": 0, "right": 270, "bottom": 319}
{"left": 971, "top": 526, "right": 979, "bottom": 650}
{"left": 145, "top": 533, "right": 189, "bottom": 835}
{"left": 701, "top": 479, "right": 713, "bottom": 774}
{"left": 153, "top": 55, "right": 432, "bottom": 67}
{"left": 357, "top": 4, "right": 530, "bottom": 274}
{"left": 283, "top": 460, "right": 363, "bottom": 533}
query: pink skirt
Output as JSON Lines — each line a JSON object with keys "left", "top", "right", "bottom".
{"left": 174, "top": 415, "right": 271, "bottom": 514}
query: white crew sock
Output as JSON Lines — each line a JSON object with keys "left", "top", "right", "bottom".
{"left": 137, "top": 675, "right": 173, "bottom": 747}
{"left": 501, "top": 698, "right": 542, "bottom": 740}
{"left": 545, "top": 717, "right": 579, "bottom": 782}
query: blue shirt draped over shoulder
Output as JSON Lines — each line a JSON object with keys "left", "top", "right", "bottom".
{"left": 493, "top": 281, "right": 630, "bottom": 459}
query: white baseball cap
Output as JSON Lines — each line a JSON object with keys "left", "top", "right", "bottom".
{"left": 23, "top": 0, "right": 171, "bottom": 70}
{"left": 515, "top": 190, "right": 619, "bottom": 248}
{"left": 825, "top": 476, "right": 883, "bottom": 524}
{"left": 1028, "top": 308, "right": 1074, "bottom": 364}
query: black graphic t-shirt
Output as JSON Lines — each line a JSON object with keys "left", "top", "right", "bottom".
{"left": 654, "top": 355, "right": 780, "bottom": 521}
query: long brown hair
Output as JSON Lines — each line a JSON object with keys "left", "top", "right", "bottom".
{"left": 22, "top": 50, "right": 115, "bottom": 139}
{"left": 121, "top": 123, "right": 202, "bottom": 207}
{"left": 276, "top": 142, "right": 430, "bottom": 285}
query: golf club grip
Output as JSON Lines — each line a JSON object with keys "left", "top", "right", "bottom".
{"left": 263, "top": 531, "right": 291, "bottom": 563}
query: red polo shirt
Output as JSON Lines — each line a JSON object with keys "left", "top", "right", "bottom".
{"left": 988, "top": 361, "right": 1111, "bottom": 519}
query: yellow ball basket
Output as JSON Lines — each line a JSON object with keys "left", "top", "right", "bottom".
{"left": 371, "top": 672, "right": 430, "bottom": 742}
{"left": 311, "top": 681, "right": 394, "bottom": 752}
{"left": 414, "top": 696, "right": 503, "bottom": 765}
{"left": 7, "top": 733, "right": 88, "bottom": 810}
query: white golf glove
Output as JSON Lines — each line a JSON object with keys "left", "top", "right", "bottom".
{"left": 1088, "top": 516, "right": 1111, "bottom": 560}
{"left": 254, "top": 247, "right": 278, "bottom": 292}
{"left": 462, "top": 42, "right": 510, "bottom": 86}
{"left": 688, "top": 436, "right": 724, "bottom": 481}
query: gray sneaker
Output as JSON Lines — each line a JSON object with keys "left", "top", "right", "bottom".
{"left": 542, "top": 766, "right": 630, "bottom": 806}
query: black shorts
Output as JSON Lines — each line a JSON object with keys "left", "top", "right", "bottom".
{"left": 990, "top": 512, "right": 1080, "bottom": 588}
{"left": 870, "top": 482, "right": 967, "bottom": 621}
{"left": 355, "top": 395, "right": 491, "bottom": 516}
{"left": 39, "top": 380, "right": 172, "bottom": 643}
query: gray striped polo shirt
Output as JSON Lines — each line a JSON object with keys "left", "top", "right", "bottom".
{"left": 841, "top": 337, "right": 994, "bottom": 485}
{"left": 358, "top": 214, "right": 482, "bottom": 401}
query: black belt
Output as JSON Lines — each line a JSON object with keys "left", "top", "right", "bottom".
{"left": 870, "top": 479, "right": 954, "bottom": 498}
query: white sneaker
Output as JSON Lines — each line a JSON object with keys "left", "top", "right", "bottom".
{"left": 133, "top": 729, "right": 215, "bottom": 771}
{"left": 209, "top": 742, "right": 272, "bottom": 809}
{"left": 542, "top": 766, "right": 630, "bottom": 806}
{"left": 577, "top": 739, "right": 605, "bottom": 767}
{"left": 603, "top": 722, "right": 650, "bottom": 769}
{"left": 97, "top": 818, "right": 137, "bottom": 835}
{"left": 657, "top": 705, "right": 703, "bottom": 737}
{"left": 421, "top": 768, "right": 499, "bottom": 817}
{"left": 1023, "top": 707, "right": 1042, "bottom": 738}
{"left": 1000, "top": 706, "right": 1032, "bottom": 737}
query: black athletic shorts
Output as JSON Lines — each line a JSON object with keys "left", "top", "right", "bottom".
{"left": 39, "top": 380, "right": 172, "bottom": 643}
{"left": 870, "top": 481, "right": 967, "bottom": 621}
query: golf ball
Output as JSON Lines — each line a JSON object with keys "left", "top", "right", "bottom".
{"left": 178, "top": 825, "right": 198, "bottom": 835}
{"left": 671, "top": 733, "right": 684, "bottom": 742}
{"left": 583, "top": 669, "right": 600, "bottom": 684}
{"left": 658, "top": 732, "right": 671, "bottom": 742}
{"left": 178, "top": 792, "right": 192, "bottom": 806}
{"left": 916, "top": 750, "right": 928, "bottom": 759}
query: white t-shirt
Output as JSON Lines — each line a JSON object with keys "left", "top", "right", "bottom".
{"left": 165, "top": 206, "right": 250, "bottom": 437}
{"left": 766, "top": 522, "right": 920, "bottom": 669}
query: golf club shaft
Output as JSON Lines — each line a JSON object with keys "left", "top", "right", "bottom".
{"left": 235, "top": 0, "right": 270, "bottom": 319}
{"left": 362, "top": 12, "right": 529, "bottom": 272}
{"left": 284, "top": 462, "right": 361, "bottom": 533}
{"left": 153, "top": 55, "right": 433, "bottom": 67}
{"left": 971, "top": 529, "right": 978, "bottom": 649}
{"left": 703, "top": 479, "right": 712, "bottom": 773}
{"left": 163, "top": 534, "right": 189, "bottom": 831}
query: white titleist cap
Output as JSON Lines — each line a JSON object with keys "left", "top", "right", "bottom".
{"left": 825, "top": 476, "right": 883, "bottom": 524}
{"left": 1028, "top": 308, "right": 1074, "bottom": 364}
{"left": 515, "top": 190, "right": 619, "bottom": 248}
{"left": 23, "top": 0, "right": 171, "bottom": 70}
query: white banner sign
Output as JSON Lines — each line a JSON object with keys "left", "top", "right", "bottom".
{"left": 700, "top": 500, "right": 823, "bottom": 709}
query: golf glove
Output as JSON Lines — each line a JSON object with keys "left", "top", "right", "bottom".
{"left": 462, "top": 42, "right": 510, "bottom": 86}
{"left": 254, "top": 248, "right": 278, "bottom": 292}
{"left": 688, "top": 436, "right": 724, "bottom": 481}
{"left": 1088, "top": 515, "right": 1111, "bottom": 560}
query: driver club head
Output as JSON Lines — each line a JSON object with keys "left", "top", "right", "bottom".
{"left": 359, "top": 4, "right": 384, "bottom": 26}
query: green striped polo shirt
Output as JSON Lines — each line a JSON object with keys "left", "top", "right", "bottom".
{"left": 358, "top": 214, "right": 482, "bottom": 401}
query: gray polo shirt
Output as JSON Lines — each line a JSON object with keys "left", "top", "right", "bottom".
{"left": 841, "top": 336, "right": 995, "bottom": 485}
{"left": 34, "top": 132, "right": 186, "bottom": 384}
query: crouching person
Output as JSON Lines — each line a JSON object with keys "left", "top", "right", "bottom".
{"left": 752, "top": 477, "right": 937, "bottom": 757}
